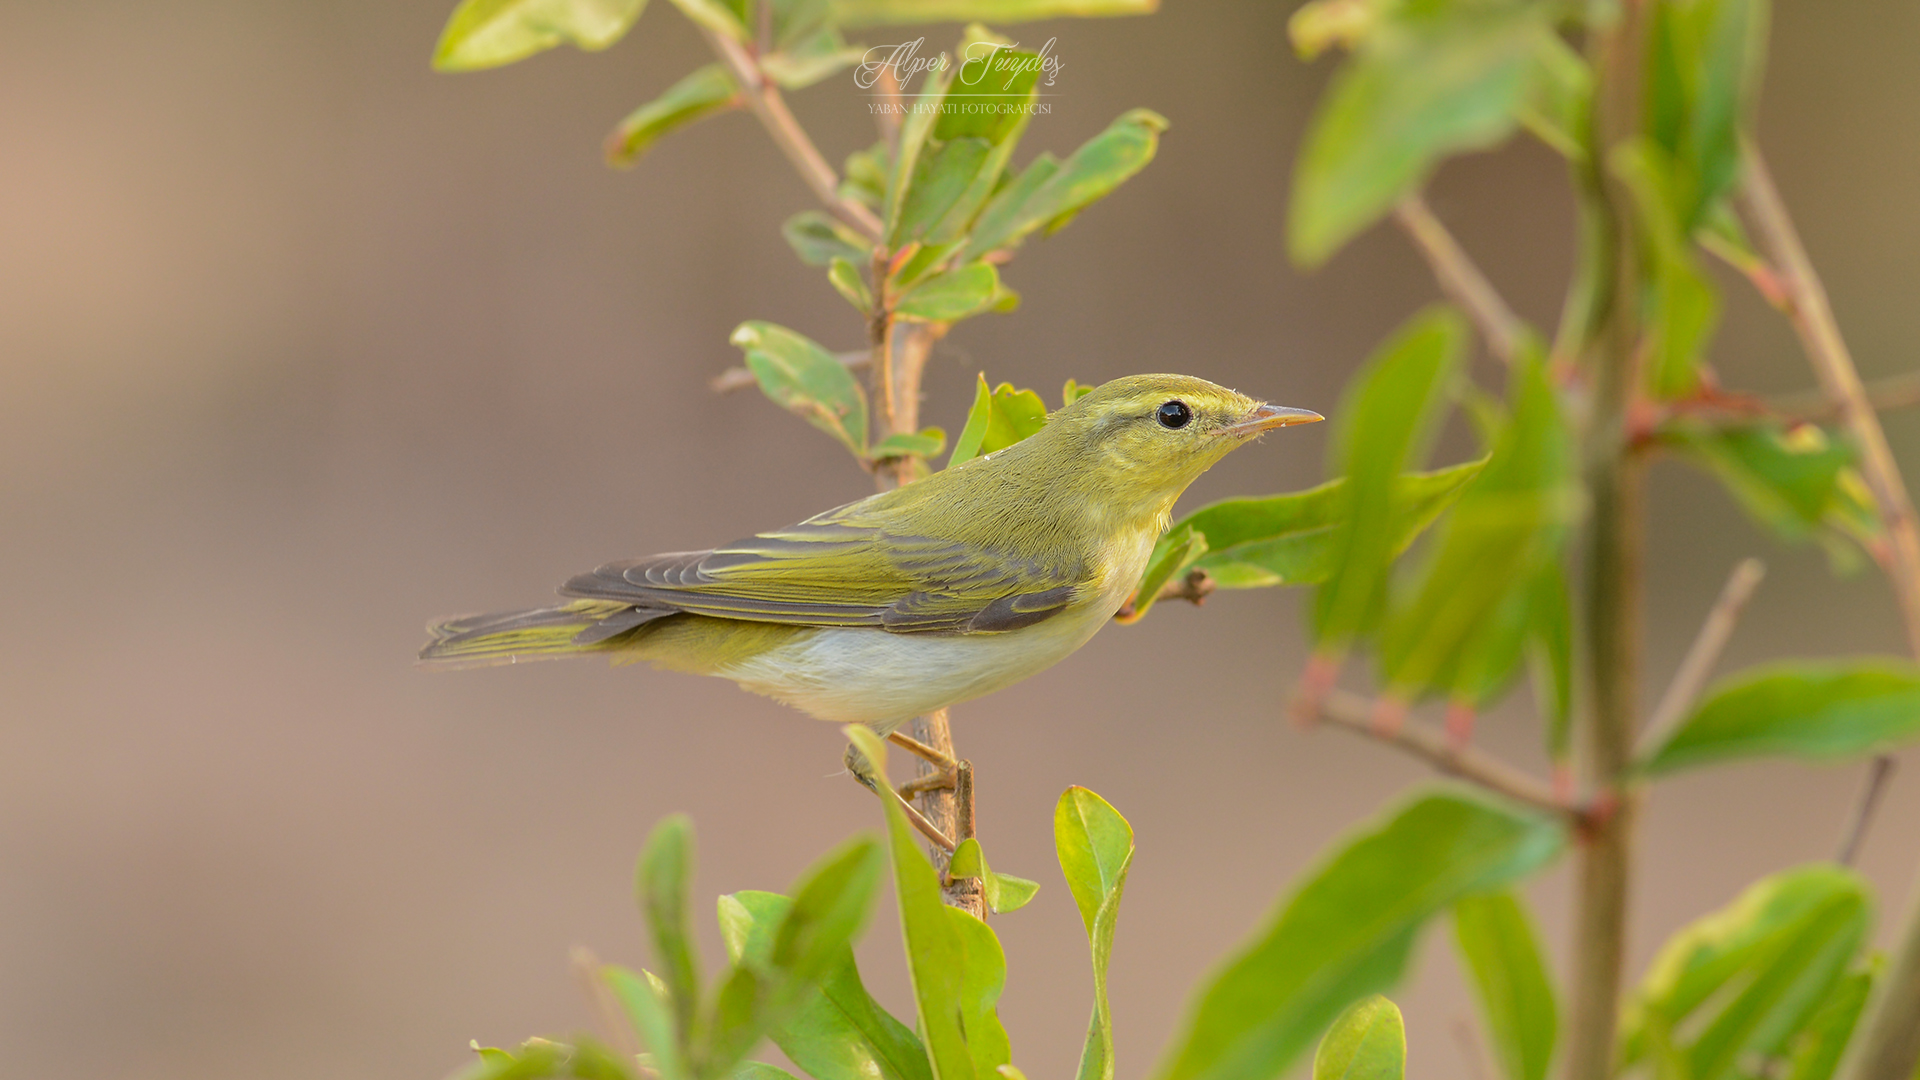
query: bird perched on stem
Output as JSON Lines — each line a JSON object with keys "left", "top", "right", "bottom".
{"left": 421, "top": 374, "right": 1320, "bottom": 740}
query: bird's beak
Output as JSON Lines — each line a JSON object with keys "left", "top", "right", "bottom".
{"left": 1225, "top": 403, "right": 1324, "bottom": 437}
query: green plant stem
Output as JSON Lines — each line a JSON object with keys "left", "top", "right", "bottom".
{"left": 1563, "top": 9, "right": 1645, "bottom": 1080}
{"left": 701, "top": 27, "right": 883, "bottom": 240}
{"left": 1739, "top": 145, "right": 1920, "bottom": 1080}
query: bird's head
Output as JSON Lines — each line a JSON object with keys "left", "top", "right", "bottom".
{"left": 1036, "top": 373, "right": 1323, "bottom": 515}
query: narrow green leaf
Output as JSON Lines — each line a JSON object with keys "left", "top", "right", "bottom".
{"left": 1313, "top": 308, "right": 1464, "bottom": 654}
{"left": 951, "top": 908, "right": 1014, "bottom": 1080}
{"left": 878, "top": 760, "right": 976, "bottom": 1080}
{"left": 1612, "top": 140, "right": 1720, "bottom": 399}
{"left": 1514, "top": 31, "right": 1591, "bottom": 160}
{"left": 948, "top": 839, "right": 1041, "bottom": 915}
{"left": 1151, "top": 789, "right": 1565, "bottom": 1080}
{"left": 894, "top": 137, "right": 994, "bottom": 245}
{"left": 605, "top": 966, "right": 691, "bottom": 1080}
{"left": 1312, "top": 996, "right": 1405, "bottom": 1080}
{"left": 1643, "top": 0, "right": 1769, "bottom": 229}
{"left": 1377, "top": 351, "right": 1576, "bottom": 704}
{"left": 959, "top": 109, "right": 1167, "bottom": 261}
{"left": 1641, "top": 660, "right": 1920, "bottom": 775}
{"left": 1055, "top": 787, "right": 1136, "bottom": 1080}
{"left": 1142, "top": 459, "right": 1483, "bottom": 594}
{"left": 894, "top": 263, "right": 1001, "bottom": 322}
{"left": 1785, "top": 966, "right": 1872, "bottom": 1080}
{"left": 873, "top": 428, "right": 948, "bottom": 461}
{"left": 1289, "top": 8, "right": 1542, "bottom": 266}
{"left": 1452, "top": 892, "right": 1556, "bottom": 1080}
{"left": 1525, "top": 561, "right": 1575, "bottom": 760}
{"left": 732, "top": 321, "right": 870, "bottom": 456}
{"left": 1619, "top": 865, "right": 1872, "bottom": 1080}
{"left": 605, "top": 65, "right": 739, "bottom": 167}
{"left": 718, "top": 891, "right": 932, "bottom": 1080}
{"left": 783, "top": 211, "right": 873, "bottom": 268}
{"left": 637, "top": 815, "right": 701, "bottom": 1046}
{"left": 1664, "top": 420, "right": 1877, "bottom": 557}
{"left": 829, "top": 257, "right": 874, "bottom": 312}
{"left": 885, "top": 65, "right": 956, "bottom": 239}
{"left": 434, "top": 0, "right": 649, "bottom": 71}
{"left": 763, "top": 25, "right": 864, "bottom": 90}
{"left": 947, "top": 374, "right": 996, "bottom": 468}
{"left": 830, "top": 0, "right": 1154, "bottom": 27}
{"left": 1121, "top": 524, "right": 1207, "bottom": 623}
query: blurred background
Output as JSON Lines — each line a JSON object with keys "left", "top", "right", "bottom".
{"left": 5, "top": 2, "right": 1920, "bottom": 1078}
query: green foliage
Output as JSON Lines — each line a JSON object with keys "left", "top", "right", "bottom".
{"left": 606, "top": 66, "right": 740, "bottom": 167}
{"left": 1287, "top": 0, "right": 1572, "bottom": 266}
{"left": 1663, "top": 421, "right": 1878, "bottom": 565}
{"left": 1452, "top": 892, "right": 1556, "bottom": 1080}
{"left": 947, "top": 375, "right": 1050, "bottom": 467}
{"left": 1313, "top": 307, "right": 1464, "bottom": 655}
{"left": 949, "top": 839, "right": 1042, "bottom": 915}
{"left": 458, "top": 1038, "right": 638, "bottom": 1080}
{"left": 730, "top": 322, "right": 869, "bottom": 458}
{"left": 828, "top": 0, "right": 1155, "bottom": 26}
{"left": 1618, "top": 865, "right": 1872, "bottom": 1080}
{"left": 637, "top": 815, "right": 702, "bottom": 1043}
{"left": 1640, "top": 659, "right": 1920, "bottom": 775}
{"left": 434, "top": 0, "right": 650, "bottom": 71}
{"left": 1153, "top": 789, "right": 1565, "bottom": 1080}
{"left": 1644, "top": 0, "right": 1770, "bottom": 231}
{"left": 1055, "top": 787, "right": 1136, "bottom": 1080}
{"left": 1311, "top": 996, "right": 1406, "bottom": 1080}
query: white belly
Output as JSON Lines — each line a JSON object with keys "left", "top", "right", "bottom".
{"left": 718, "top": 536, "right": 1152, "bottom": 732}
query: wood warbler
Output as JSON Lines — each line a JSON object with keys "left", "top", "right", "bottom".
{"left": 420, "top": 375, "right": 1320, "bottom": 733}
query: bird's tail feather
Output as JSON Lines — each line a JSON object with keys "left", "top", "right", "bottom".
{"left": 418, "top": 600, "right": 662, "bottom": 668}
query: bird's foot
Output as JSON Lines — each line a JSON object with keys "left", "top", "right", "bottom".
{"left": 842, "top": 740, "right": 957, "bottom": 852}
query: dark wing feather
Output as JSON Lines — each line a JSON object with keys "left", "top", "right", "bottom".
{"left": 558, "top": 513, "right": 1088, "bottom": 635}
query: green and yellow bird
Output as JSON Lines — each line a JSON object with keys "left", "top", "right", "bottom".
{"left": 420, "top": 374, "right": 1320, "bottom": 734}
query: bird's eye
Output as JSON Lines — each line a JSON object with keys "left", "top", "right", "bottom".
{"left": 1156, "top": 400, "right": 1192, "bottom": 429}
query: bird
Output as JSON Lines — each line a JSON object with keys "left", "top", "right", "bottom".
{"left": 420, "top": 374, "right": 1320, "bottom": 756}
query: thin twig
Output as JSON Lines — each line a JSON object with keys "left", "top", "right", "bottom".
{"left": 711, "top": 350, "right": 867, "bottom": 393}
{"left": 1393, "top": 192, "right": 1527, "bottom": 364}
{"left": 1837, "top": 756, "right": 1896, "bottom": 867}
{"left": 1635, "top": 559, "right": 1766, "bottom": 761}
{"left": 1307, "top": 688, "right": 1575, "bottom": 821}
{"left": 701, "top": 28, "right": 883, "bottom": 240}
{"left": 1653, "top": 371, "right": 1920, "bottom": 429}
{"left": 1739, "top": 147, "right": 1920, "bottom": 657}
{"left": 1741, "top": 142, "right": 1920, "bottom": 1080}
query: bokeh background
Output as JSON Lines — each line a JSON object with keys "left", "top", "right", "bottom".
{"left": 6, "top": 3, "right": 1920, "bottom": 1079}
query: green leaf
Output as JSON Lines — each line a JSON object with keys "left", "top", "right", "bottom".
{"left": 1785, "top": 966, "right": 1872, "bottom": 1080}
{"left": 763, "top": 25, "right": 865, "bottom": 89}
{"left": 1312, "top": 308, "right": 1464, "bottom": 655}
{"left": 1120, "top": 524, "right": 1207, "bottom": 623}
{"left": 895, "top": 137, "right": 995, "bottom": 245}
{"left": 1289, "top": 6, "right": 1544, "bottom": 266}
{"left": 1525, "top": 561, "right": 1574, "bottom": 760}
{"left": 1151, "top": 789, "right": 1565, "bottom": 1080}
{"left": 885, "top": 64, "right": 956, "bottom": 240}
{"left": 979, "top": 382, "right": 1049, "bottom": 454}
{"left": 734, "top": 1065, "right": 804, "bottom": 1080}
{"left": 605, "top": 966, "right": 691, "bottom": 1080}
{"left": 1138, "top": 459, "right": 1483, "bottom": 595}
{"left": 783, "top": 211, "right": 874, "bottom": 268}
{"left": 1644, "top": 0, "right": 1770, "bottom": 230}
{"left": 1514, "top": 31, "right": 1591, "bottom": 160}
{"left": 877, "top": 759, "right": 987, "bottom": 1080}
{"left": 455, "top": 1038, "right": 640, "bottom": 1080}
{"left": 433, "top": 0, "right": 649, "bottom": 71}
{"left": 1452, "top": 892, "right": 1556, "bottom": 1080}
{"left": 1664, "top": 421, "right": 1877, "bottom": 560}
{"left": 1641, "top": 660, "right": 1920, "bottom": 775}
{"left": 1377, "top": 351, "right": 1576, "bottom": 705}
{"left": 830, "top": 0, "right": 1155, "bottom": 27}
{"left": 1063, "top": 379, "right": 1094, "bottom": 406}
{"left": 948, "top": 839, "right": 1041, "bottom": 914}
{"left": 894, "top": 262, "right": 1001, "bottom": 322}
{"left": 844, "top": 141, "right": 892, "bottom": 208}
{"left": 1613, "top": 141, "right": 1720, "bottom": 399}
{"left": 947, "top": 375, "right": 996, "bottom": 468}
{"left": 1312, "top": 996, "right": 1405, "bottom": 1080}
{"left": 637, "top": 815, "right": 701, "bottom": 1046}
{"left": 605, "top": 65, "right": 739, "bottom": 167}
{"left": 1619, "top": 865, "right": 1872, "bottom": 1080}
{"left": 1055, "top": 788, "right": 1136, "bottom": 1080}
{"left": 959, "top": 109, "right": 1168, "bottom": 262}
{"left": 828, "top": 257, "right": 874, "bottom": 312}
{"left": 718, "top": 891, "right": 932, "bottom": 1080}
{"left": 873, "top": 428, "right": 948, "bottom": 461}
{"left": 732, "top": 321, "right": 869, "bottom": 457}
{"left": 665, "top": 0, "right": 747, "bottom": 40}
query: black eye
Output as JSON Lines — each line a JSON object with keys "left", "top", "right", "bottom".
{"left": 1156, "top": 400, "right": 1192, "bottom": 429}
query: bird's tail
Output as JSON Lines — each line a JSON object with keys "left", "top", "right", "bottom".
{"left": 418, "top": 600, "right": 659, "bottom": 668}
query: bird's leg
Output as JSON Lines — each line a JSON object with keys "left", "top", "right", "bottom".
{"left": 888, "top": 730, "right": 957, "bottom": 770}
{"left": 887, "top": 730, "right": 959, "bottom": 799}
{"left": 843, "top": 741, "right": 957, "bottom": 852}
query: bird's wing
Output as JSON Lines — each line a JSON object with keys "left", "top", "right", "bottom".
{"left": 559, "top": 511, "right": 1087, "bottom": 634}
